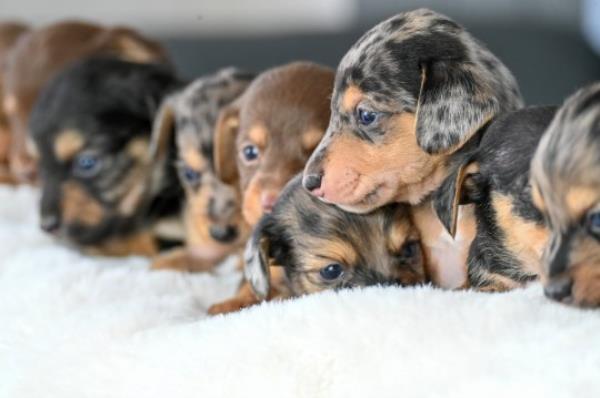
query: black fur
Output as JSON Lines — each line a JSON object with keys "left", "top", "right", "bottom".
{"left": 31, "top": 57, "right": 183, "bottom": 249}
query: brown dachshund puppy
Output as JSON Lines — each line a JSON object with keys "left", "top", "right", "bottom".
{"left": 0, "top": 22, "right": 29, "bottom": 184}
{"left": 244, "top": 175, "right": 426, "bottom": 302}
{"left": 214, "top": 61, "right": 334, "bottom": 226}
{"left": 303, "top": 8, "right": 522, "bottom": 210}
{"left": 209, "top": 62, "right": 334, "bottom": 314}
{"left": 2, "top": 20, "right": 169, "bottom": 183}
{"left": 150, "top": 68, "right": 255, "bottom": 272}
{"left": 531, "top": 83, "right": 600, "bottom": 307}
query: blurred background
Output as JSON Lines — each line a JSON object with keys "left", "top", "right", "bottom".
{"left": 3, "top": 0, "right": 599, "bottom": 104}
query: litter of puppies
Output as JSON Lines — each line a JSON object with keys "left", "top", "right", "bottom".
{"left": 2, "top": 8, "right": 599, "bottom": 311}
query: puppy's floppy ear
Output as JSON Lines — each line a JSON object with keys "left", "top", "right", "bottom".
{"left": 149, "top": 95, "right": 177, "bottom": 162}
{"left": 244, "top": 215, "right": 272, "bottom": 300}
{"left": 415, "top": 62, "right": 498, "bottom": 155}
{"left": 214, "top": 105, "right": 240, "bottom": 184}
{"left": 432, "top": 160, "right": 479, "bottom": 237}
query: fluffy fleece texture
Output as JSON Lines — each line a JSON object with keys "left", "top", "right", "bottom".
{"left": 0, "top": 185, "right": 599, "bottom": 398}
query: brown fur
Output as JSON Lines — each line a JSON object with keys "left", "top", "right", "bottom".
{"left": 214, "top": 62, "right": 334, "bottom": 227}
{"left": 0, "top": 22, "right": 29, "bottom": 184}
{"left": 2, "top": 20, "right": 169, "bottom": 183}
{"left": 61, "top": 181, "right": 105, "bottom": 227}
{"left": 85, "top": 231, "right": 158, "bottom": 257}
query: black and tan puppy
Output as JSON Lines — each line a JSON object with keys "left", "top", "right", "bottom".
{"left": 246, "top": 176, "right": 427, "bottom": 299}
{"left": 3, "top": 20, "right": 169, "bottom": 183}
{"left": 531, "top": 83, "right": 600, "bottom": 307}
{"left": 31, "top": 57, "right": 182, "bottom": 256}
{"left": 432, "top": 106, "right": 557, "bottom": 291}
{"left": 212, "top": 175, "right": 427, "bottom": 312}
{"left": 150, "top": 67, "right": 254, "bottom": 271}
{"left": 303, "top": 8, "right": 523, "bottom": 211}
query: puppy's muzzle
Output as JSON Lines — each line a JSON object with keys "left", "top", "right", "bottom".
{"left": 40, "top": 214, "right": 61, "bottom": 234}
{"left": 544, "top": 275, "right": 573, "bottom": 303}
{"left": 209, "top": 224, "right": 238, "bottom": 243}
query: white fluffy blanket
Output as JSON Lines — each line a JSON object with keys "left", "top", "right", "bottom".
{"left": 1, "top": 185, "right": 599, "bottom": 398}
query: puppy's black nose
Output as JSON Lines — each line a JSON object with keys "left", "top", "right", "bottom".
{"left": 544, "top": 277, "right": 573, "bottom": 302}
{"left": 40, "top": 215, "right": 60, "bottom": 234}
{"left": 303, "top": 173, "right": 322, "bottom": 192}
{"left": 210, "top": 225, "right": 238, "bottom": 243}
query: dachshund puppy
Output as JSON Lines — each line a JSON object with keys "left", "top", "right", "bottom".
{"left": 209, "top": 62, "right": 334, "bottom": 314}
{"left": 0, "top": 22, "right": 29, "bottom": 184}
{"left": 31, "top": 57, "right": 182, "bottom": 256}
{"left": 431, "top": 106, "right": 557, "bottom": 291}
{"left": 2, "top": 20, "right": 169, "bottom": 183}
{"left": 303, "top": 8, "right": 523, "bottom": 211}
{"left": 211, "top": 176, "right": 427, "bottom": 314}
{"left": 531, "top": 83, "right": 600, "bottom": 307}
{"left": 150, "top": 68, "right": 255, "bottom": 271}
{"left": 214, "top": 61, "right": 334, "bottom": 226}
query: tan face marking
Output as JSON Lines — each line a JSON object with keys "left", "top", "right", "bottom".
{"left": 181, "top": 148, "right": 206, "bottom": 171}
{"left": 341, "top": 85, "right": 363, "bottom": 113}
{"left": 301, "top": 127, "right": 324, "bottom": 152}
{"left": 126, "top": 137, "right": 150, "bottom": 162}
{"left": 319, "top": 112, "right": 444, "bottom": 208}
{"left": 492, "top": 192, "right": 549, "bottom": 277}
{"left": 54, "top": 130, "right": 84, "bottom": 161}
{"left": 61, "top": 181, "right": 104, "bottom": 226}
{"left": 565, "top": 186, "right": 598, "bottom": 220}
{"left": 116, "top": 35, "right": 158, "bottom": 63}
{"left": 247, "top": 124, "right": 268, "bottom": 148}
{"left": 387, "top": 216, "right": 412, "bottom": 253}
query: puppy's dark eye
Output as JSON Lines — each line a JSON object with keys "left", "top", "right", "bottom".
{"left": 73, "top": 153, "right": 102, "bottom": 178}
{"left": 242, "top": 144, "right": 260, "bottom": 162}
{"left": 319, "top": 263, "right": 345, "bottom": 281}
{"left": 398, "top": 240, "right": 419, "bottom": 258}
{"left": 182, "top": 166, "right": 201, "bottom": 185}
{"left": 357, "top": 107, "right": 378, "bottom": 126}
{"left": 586, "top": 212, "right": 600, "bottom": 236}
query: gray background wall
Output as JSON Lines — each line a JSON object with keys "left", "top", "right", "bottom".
{"left": 3, "top": 0, "right": 599, "bottom": 104}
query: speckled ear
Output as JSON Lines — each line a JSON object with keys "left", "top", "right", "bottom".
{"left": 432, "top": 160, "right": 479, "bottom": 237}
{"left": 415, "top": 63, "right": 498, "bottom": 155}
{"left": 149, "top": 95, "right": 177, "bottom": 162}
{"left": 244, "top": 216, "right": 272, "bottom": 300}
{"left": 213, "top": 105, "right": 240, "bottom": 184}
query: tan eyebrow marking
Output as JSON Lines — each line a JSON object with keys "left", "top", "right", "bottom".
{"left": 54, "top": 129, "right": 85, "bottom": 161}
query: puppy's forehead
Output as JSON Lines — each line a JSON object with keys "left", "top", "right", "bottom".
{"left": 334, "top": 9, "right": 462, "bottom": 107}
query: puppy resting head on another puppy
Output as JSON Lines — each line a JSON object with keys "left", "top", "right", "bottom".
{"left": 31, "top": 57, "right": 181, "bottom": 256}
{"left": 245, "top": 176, "right": 427, "bottom": 299}
{"left": 303, "top": 8, "right": 523, "bottom": 212}
{"left": 531, "top": 82, "right": 600, "bottom": 307}
{"left": 214, "top": 61, "right": 334, "bottom": 226}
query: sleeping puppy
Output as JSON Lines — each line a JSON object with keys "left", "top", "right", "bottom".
{"left": 3, "top": 20, "right": 169, "bottom": 183}
{"left": 303, "top": 9, "right": 522, "bottom": 212}
{"left": 210, "top": 175, "right": 427, "bottom": 313}
{"left": 531, "top": 83, "right": 600, "bottom": 307}
{"left": 214, "top": 61, "right": 334, "bottom": 226}
{"left": 150, "top": 67, "right": 255, "bottom": 271}
{"left": 31, "top": 57, "right": 183, "bottom": 256}
{"left": 208, "top": 62, "right": 334, "bottom": 314}
{"left": 0, "top": 22, "right": 29, "bottom": 184}
{"left": 431, "top": 106, "right": 557, "bottom": 291}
